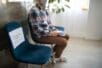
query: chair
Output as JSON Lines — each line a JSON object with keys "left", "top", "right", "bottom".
{"left": 28, "top": 21, "right": 65, "bottom": 64}
{"left": 4, "top": 21, "right": 51, "bottom": 68}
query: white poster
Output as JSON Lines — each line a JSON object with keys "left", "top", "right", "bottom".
{"left": 9, "top": 27, "right": 25, "bottom": 49}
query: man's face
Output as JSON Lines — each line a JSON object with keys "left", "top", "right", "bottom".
{"left": 36, "top": 0, "right": 47, "bottom": 8}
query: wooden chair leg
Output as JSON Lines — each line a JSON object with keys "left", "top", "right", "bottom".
{"left": 25, "top": 64, "right": 28, "bottom": 68}
{"left": 51, "top": 44, "right": 56, "bottom": 65}
{"left": 41, "top": 64, "right": 44, "bottom": 68}
{"left": 18, "top": 63, "right": 28, "bottom": 68}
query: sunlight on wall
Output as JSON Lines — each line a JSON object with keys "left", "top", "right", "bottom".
{"left": 81, "top": 0, "right": 89, "bottom": 10}
{"left": 1, "top": 0, "right": 6, "bottom": 4}
{"left": 70, "top": 0, "right": 89, "bottom": 10}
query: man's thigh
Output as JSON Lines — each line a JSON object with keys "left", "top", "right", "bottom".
{"left": 35, "top": 36, "right": 67, "bottom": 45}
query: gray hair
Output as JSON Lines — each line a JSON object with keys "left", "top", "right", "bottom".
{"left": 34, "top": 0, "right": 48, "bottom": 4}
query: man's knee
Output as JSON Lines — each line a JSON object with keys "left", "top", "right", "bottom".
{"left": 65, "top": 34, "right": 70, "bottom": 40}
{"left": 63, "top": 39, "right": 67, "bottom": 47}
{"left": 58, "top": 38, "right": 67, "bottom": 46}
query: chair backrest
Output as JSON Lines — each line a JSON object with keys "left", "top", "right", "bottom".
{"left": 4, "top": 21, "right": 26, "bottom": 55}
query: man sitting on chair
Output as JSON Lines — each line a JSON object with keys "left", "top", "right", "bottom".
{"left": 28, "top": 0, "right": 69, "bottom": 62}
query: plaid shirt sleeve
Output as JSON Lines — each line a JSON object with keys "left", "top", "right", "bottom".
{"left": 46, "top": 11, "right": 57, "bottom": 31}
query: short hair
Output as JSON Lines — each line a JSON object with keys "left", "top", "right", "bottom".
{"left": 34, "top": 0, "right": 47, "bottom": 4}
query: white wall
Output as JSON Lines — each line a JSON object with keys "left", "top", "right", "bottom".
{"left": 50, "top": 0, "right": 102, "bottom": 40}
{"left": 87, "top": 0, "right": 102, "bottom": 40}
{"left": 50, "top": 0, "right": 89, "bottom": 39}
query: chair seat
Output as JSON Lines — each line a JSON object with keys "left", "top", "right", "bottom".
{"left": 14, "top": 43, "right": 51, "bottom": 64}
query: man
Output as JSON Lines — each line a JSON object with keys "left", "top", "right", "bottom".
{"left": 28, "top": 0, "right": 69, "bottom": 62}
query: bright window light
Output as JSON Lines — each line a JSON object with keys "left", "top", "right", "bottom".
{"left": 81, "top": 0, "right": 89, "bottom": 10}
{"left": 70, "top": 0, "right": 89, "bottom": 10}
{"left": 1, "top": 0, "right": 6, "bottom": 4}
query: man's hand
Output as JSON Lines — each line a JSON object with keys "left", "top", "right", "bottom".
{"left": 49, "top": 31, "right": 59, "bottom": 36}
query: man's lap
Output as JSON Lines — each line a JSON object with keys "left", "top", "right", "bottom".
{"left": 35, "top": 36, "right": 67, "bottom": 45}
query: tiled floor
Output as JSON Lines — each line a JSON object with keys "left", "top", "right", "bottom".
{"left": 28, "top": 38, "right": 102, "bottom": 68}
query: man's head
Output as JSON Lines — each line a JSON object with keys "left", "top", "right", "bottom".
{"left": 35, "top": 0, "right": 47, "bottom": 9}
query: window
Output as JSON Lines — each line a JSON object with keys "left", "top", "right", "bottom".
{"left": 70, "top": 0, "right": 89, "bottom": 10}
{"left": 6, "top": 0, "right": 34, "bottom": 12}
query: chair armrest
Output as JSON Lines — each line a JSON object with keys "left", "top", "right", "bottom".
{"left": 54, "top": 26, "right": 64, "bottom": 31}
